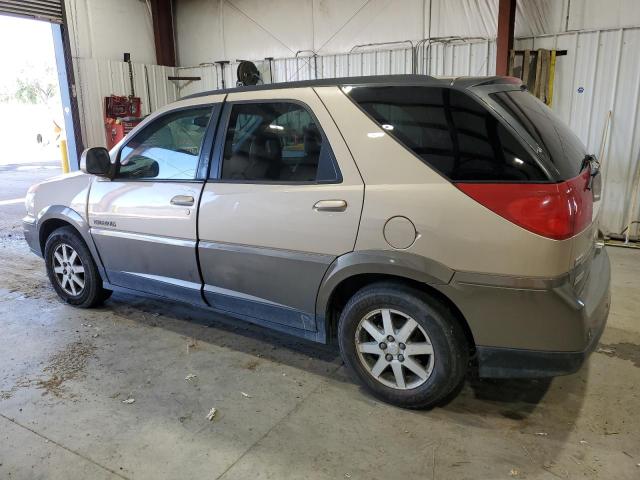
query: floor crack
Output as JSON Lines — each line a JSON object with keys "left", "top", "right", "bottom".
{"left": 0, "top": 413, "right": 130, "bottom": 480}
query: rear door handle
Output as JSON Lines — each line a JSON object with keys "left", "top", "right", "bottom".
{"left": 170, "top": 195, "right": 195, "bottom": 206}
{"left": 313, "top": 200, "right": 347, "bottom": 212}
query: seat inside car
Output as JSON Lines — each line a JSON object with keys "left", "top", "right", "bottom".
{"left": 223, "top": 131, "right": 282, "bottom": 180}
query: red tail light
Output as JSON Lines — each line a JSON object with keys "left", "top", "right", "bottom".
{"left": 455, "top": 169, "right": 592, "bottom": 240}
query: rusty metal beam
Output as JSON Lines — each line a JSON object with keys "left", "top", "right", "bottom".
{"left": 149, "top": 0, "right": 176, "bottom": 67}
{"left": 496, "top": 0, "right": 516, "bottom": 76}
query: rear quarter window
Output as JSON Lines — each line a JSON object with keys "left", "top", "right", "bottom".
{"left": 490, "top": 90, "right": 587, "bottom": 180}
{"left": 347, "top": 86, "right": 548, "bottom": 182}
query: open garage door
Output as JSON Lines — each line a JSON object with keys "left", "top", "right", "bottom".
{"left": 0, "top": 0, "right": 62, "bottom": 23}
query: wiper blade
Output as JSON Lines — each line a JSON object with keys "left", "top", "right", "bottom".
{"left": 581, "top": 154, "right": 597, "bottom": 172}
{"left": 582, "top": 154, "right": 600, "bottom": 191}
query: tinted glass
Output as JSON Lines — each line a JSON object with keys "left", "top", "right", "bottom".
{"left": 491, "top": 90, "right": 587, "bottom": 179}
{"left": 221, "top": 102, "right": 338, "bottom": 182}
{"left": 118, "top": 107, "right": 212, "bottom": 180}
{"left": 348, "top": 86, "right": 547, "bottom": 182}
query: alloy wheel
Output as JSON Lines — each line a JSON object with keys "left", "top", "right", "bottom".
{"left": 52, "top": 243, "right": 85, "bottom": 296}
{"left": 354, "top": 308, "right": 435, "bottom": 390}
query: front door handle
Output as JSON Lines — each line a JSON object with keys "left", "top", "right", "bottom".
{"left": 313, "top": 199, "right": 347, "bottom": 212}
{"left": 170, "top": 195, "right": 195, "bottom": 206}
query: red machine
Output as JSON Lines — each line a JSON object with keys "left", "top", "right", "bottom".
{"left": 104, "top": 53, "right": 144, "bottom": 149}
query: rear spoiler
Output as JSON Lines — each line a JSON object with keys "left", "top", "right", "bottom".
{"left": 451, "top": 76, "right": 524, "bottom": 90}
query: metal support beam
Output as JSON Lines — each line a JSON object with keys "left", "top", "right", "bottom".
{"left": 149, "top": 0, "right": 176, "bottom": 67}
{"left": 54, "top": 0, "right": 83, "bottom": 167}
{"left": 496, "top": 0, "right": 516, "bottom": 76}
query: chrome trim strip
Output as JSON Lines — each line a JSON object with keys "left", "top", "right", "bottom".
{"left": 199, "top": 240, "right": 335, "bottom": 264}
{"left": 203, "top": 284, "right": 288, "bottom": 309}
{"left": 122, "top": 271, "right": 201, "bottom": 290}
{"left": 91, "top": 227, "right": 196, "bottom": 248}
{"left": 452, "top": 271, "right": 570, "bottom": 290}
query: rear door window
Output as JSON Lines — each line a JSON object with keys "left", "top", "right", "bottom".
{"left": 347, "top": 86, "right": 547, "bottom": 182}
{"left": 219, "top": 102, "right": 340, "bottom": 183}
{"left": 490, "top": 90, "right": 587, "bottom": 179}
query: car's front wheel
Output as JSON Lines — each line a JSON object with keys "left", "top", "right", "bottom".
{"left": 338, "top": 282, "right": 469, "bottom": 409}
{"left": 44, "top": 226, "right": 111, "bottom": 308}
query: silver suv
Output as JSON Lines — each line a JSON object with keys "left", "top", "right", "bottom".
{"left": 23, "top": 75, "right": 610, "bottom": 408}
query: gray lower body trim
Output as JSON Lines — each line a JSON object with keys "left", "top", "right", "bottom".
{"left": 434, "top": 248, "right": 611, "bottom": 352}
{"left": 107, "top": 270, "right": 204, "bottom": 305}
{"left": 199, "top": 240, "right": 335, "bottom": 331}
{"left": 476, "top": 302, "right": 607, "bottom": 378}
{"left": 23, "top": 216, "right": 41, "bottom": 257}
{"left": 91, "top": 228, "right": 202, "bottom": 303}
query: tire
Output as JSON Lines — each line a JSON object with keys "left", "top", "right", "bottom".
{"left": 338, "top": 282, "right": 468, "bottom": 409}
{"left": 44, "top": 226, "right": 112, "bottom": 308}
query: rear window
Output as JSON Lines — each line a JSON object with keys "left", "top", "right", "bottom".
{"left": 347, "top": 86, "right": 547, "bottom": 182}
{"left": 490, "top": 90, "right": 587, "bottom": 179}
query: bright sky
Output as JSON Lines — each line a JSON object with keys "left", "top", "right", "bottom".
{"left": 0, "top": 15, "right": 56, "bottom": 92}
{"left": 0, "top": 15, "right": 61, "bottom": 164}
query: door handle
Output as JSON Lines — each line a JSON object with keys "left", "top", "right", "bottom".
{"left": 313, "top": 199, "right": 347, "bottom": 212}
{"left": 170, "top": 195, "right": 195, "bottom": 206}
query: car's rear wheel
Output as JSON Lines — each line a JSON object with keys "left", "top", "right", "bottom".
{"left": 338, "top": 282, "right": 468, "bottom": 409}
{"left": 44, "top": 226, "right": 111, "bottom": 308}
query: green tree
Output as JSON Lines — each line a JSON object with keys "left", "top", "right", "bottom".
{"left": 14, "top": 67, "right": 57, "bottom": 105}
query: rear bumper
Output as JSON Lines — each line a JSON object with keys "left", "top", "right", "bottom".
{"left": 435, "top": 247, "right": 611, "bottom": 378}
{"left": 23, "top": 216, "right": 41, "bottom": 257}
{"left": 475, "top": 298, "right": 608, "bottom": 377}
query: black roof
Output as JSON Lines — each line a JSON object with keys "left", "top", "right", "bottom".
{"left": 182, "top": 74, "right": 520, "bottom": 99}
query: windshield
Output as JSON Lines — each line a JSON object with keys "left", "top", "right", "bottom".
{"left": 490, "top": 91, "right": 587, "bottom": 180}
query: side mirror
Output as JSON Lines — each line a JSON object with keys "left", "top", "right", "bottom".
{"left": 80, "top": 147, "right": 112, "bottom": 177}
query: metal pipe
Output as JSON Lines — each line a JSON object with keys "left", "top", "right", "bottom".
{"left": 349, "top": 40, "right": 414, "bottom": 53}
{"left": 516, "top": 24, "right": 640, "bottom": 41}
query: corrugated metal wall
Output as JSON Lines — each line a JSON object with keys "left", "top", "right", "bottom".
{"left": 75, "top": 28, "right": 640, "bottom": 235}
{"left": 516, "top": 27, "right": 640, "bottom": 236}
{"left": 74, "top": 59, "right": 177, "bottom": 148}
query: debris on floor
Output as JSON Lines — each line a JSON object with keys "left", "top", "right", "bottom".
{"left": 241, "top": 392, "right": 251, "bottom": 398}
{"left": 509, "top": 469, "right": 519, "bottom": 477}
{"left": 185, "top": 374, "right": 197, "bottom": 382}
{"left": 36, "top": 340, "right": 96, "bottom": 398}
{"left": 187, "top": 338, "right": 199, "bottom": 352}
{"left": 206, "top": 407, "right": 217, "bottom": 421}
{"left": 122, "top": 398, "right": 135, "bottom": 404}
{"left": 535, "top": 432, "right": 548, "bottom": 436}
{"left": 597, "top": 347, "right": 615, "bottom": 355}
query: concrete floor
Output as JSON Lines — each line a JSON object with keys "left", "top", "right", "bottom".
{"left": 1, "top": 166, "right": 639, "bottom": 479}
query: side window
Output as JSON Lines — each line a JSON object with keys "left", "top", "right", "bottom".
{"left": 348, "top": 86, "right": 547, "bottom": 182}
{"left": 117, "top": 107, "right": 212, "bottom": 180}
{"left": 220, "top": 102, "right": 339, "bottom": 183}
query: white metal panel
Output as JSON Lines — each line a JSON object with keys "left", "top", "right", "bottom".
{"left": 516, "top": 26, "right": 640, "bottom": 234}
{"left": 173, "top": 0, "right": 640, "bottom": 66}
{"left": 75, "top": 59, "right": 177, "bottom": 148}
{"left": 65, "top": 0, "right": 156, "bottom": 63}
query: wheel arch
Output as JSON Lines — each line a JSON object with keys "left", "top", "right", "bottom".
{"left": 37, "top": 206, "right": 106, "bottom": 279}
{"left": 316, "top": 251, "right": 476, "bottom": 352}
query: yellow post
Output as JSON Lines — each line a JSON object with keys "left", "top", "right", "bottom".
{"left": 547, "top": 50, "right": 557, "bottom": 107}
{"left": 59, "top": 138, "right": 70, "bottom": 174}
